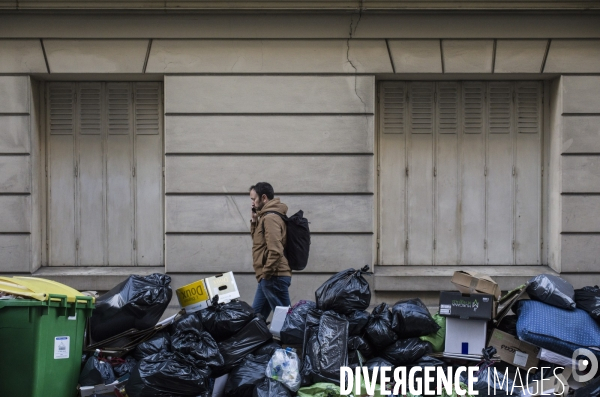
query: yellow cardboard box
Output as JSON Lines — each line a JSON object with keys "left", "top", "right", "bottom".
{"left": 176, "top": 279, "right": 210, "bottom": 312}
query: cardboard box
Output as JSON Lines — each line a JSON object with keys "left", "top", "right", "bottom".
{"left": 537, "top": 348, "right": 576, "bottom": 367}
{"left": 439, "top": 291, "right": 495, "bottom": 320}
{"left": 488, "top": 329, "right": 540, "bottom": 371}
{"left": 205, "top": 272, "right": 241, "bottom": 303}
{"left": 176, "top": 279, "right": 210, "bottom": 312}
{"left": 445, "top": 317, "right": 487, "bottom": 355}
{"left": 495, "top": 284, "right": 529, "bottom": 325}
{"left": 452, "top": 270, "right": 501, "bottom": 300}
{"left": 269, "top": 306, "right": 290, "bottom": 337}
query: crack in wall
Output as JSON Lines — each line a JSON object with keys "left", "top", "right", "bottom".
{"left": 346, "top": 0, "right": 367, "bottom": 114}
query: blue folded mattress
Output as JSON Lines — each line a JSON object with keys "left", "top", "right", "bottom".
{"left": 516, "top": 300, "right": 600, "bottom": 359}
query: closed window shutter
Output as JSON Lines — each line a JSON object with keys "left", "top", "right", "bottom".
{"left": 488, "top": 82, "right": 512, "bottom": 134}
{"left": 79, "top": 83, "right": 102, "bottom": 135}
{"left": 437, "top": 82, "right": 459, "bottom": 134}
{"left": 516, "top": 82, "right": 542, "bottom": 134}
{"left": 380, "top": 82, "right": 406, "bottom": 134}
{"left": 409, "top": 82, "right": 434, "bottom": 134}
{"left": 379, "top": 80, "right": 542, "bottom": 266}
{"left": 134, "top": 83, "right": 161, "bottom": 135}
{"left": 49, "top": 83, "right": 75, "bottom": 135}
{"left": 462, "top": 82, "right": 484, "bottom": 134}
{"left": 107, "top": 83, "right": 132, "bottom": 135}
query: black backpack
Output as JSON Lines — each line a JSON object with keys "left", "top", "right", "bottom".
{"left": 263, "top": 210, "right": 310, "bottom": 271}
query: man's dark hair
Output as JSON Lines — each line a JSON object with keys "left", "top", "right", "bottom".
{"left": 250, "top": 182, "right": 275, "bottom": 200}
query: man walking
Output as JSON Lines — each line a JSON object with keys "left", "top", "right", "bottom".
{"left": 249, "top": 182, "right": 291, "bottom": 319}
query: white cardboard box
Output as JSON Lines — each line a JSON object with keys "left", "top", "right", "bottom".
{"left": 270, "top": 306, "right": 290, "bottom": 337}
{"left": 205, "top": 272, "right": 241, "bottom": 303}
{"left": 444, "top": 317, "right": 487, "bottom": 355}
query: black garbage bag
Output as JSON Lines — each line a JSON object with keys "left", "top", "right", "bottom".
{"left": 391, "top": 298, "right": 440, "bottom": 338}
{"left": 79, "top": 354, "right": 116, "bottom": 386}
{"left": 217, "top": 317, "right": 273, "bottom": 373}
{"left": 496, "top": 315, "right": 518, "bottom": 336}
{"left": 301, "top": 310, "right": 349, "bottom": 386}
{"left": 133, "top": 331, "right": 171, "bottom": 361}
{"left": 347, "top": 335, "right": 374, "bottom": 366}
{"left": 253, "top": 339, "right": 282, "bottom": 356}
{"left": 253, "top": 378, "right": 292, "bottom": 397}
{"left": 364, "top": 303, "right": 398, "bottom": 351}
{"left": 113, "top": 356, "right": 138, "bottom": 378}
{"left": 199, "top": 296, "right": 255, "bottom": 341}
{"left": 365, "top": 357, "right": 394, "bottom": 374}
{"left": 126, "top": 351, "right": 211, "bottom": 397}
{"left": 315, "top": 266, "right": 372, "bottom": 315}
{"left": 280, "top": 300, "right": 317, "bottom": 345}
{"left": 346, "top": 310, "right": 370, "bottom": 336}
{"left": 380, "top": 338, "right": 432, "bottom": 366}
{"left": 224, "top": 354, "right": 271, "bottom": 397}
{"left": 172, "top": 329, "right": 223, "bottom": 368}
{"left": 460, "top": 366, "right": 515, "bottom": 397}
{"left": 575, "top": 286, "right": 600, "bottom": 321}
{"left": 408, "top": 356, "right": 448, "bottom": 393}
{"left": 575, "top": 374, "right": 600, "bottom": 396}
{"left": 526, "top": 274, "right": 576, "bottom": 310}
{"left": 90, "top": 273, "right": 172, "bottom": 341}
{"left": 170, "top": 312, "right": 203, "bottom": 334}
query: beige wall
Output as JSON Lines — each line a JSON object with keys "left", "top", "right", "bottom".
{"left": 164, "top": 75, "right": 375, "bottom": 279}
{"left": 0, "top": 76, "right": 35, "bottom": 272}
{"left": 555, "top": 76, "right": 600, "bottom": 273}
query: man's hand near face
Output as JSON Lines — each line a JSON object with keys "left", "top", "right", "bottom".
{"left": 251, "top": 206, "right": 258, "bottom": 223}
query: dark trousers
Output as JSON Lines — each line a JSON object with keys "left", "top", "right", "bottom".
{"left": 252, "top": 276, "right": 292, "bottom": 319}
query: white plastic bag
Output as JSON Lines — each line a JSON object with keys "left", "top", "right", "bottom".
{"left": 265, "top": 348, "right": 302, "bottom": 392}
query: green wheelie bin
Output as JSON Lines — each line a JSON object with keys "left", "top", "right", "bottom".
{"left": 0, "top": 277, "right": 95, "bottom": 397}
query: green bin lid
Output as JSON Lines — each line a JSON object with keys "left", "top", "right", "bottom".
{"left": 0, "top": 277, "right": 93, "bottom": 303}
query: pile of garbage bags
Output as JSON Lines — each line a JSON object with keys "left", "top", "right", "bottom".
{"left": 78, "top": 269, "right": 600, "bottom": 397}
{"left": 80, "top": 273, "right": 295, "bottom": 397}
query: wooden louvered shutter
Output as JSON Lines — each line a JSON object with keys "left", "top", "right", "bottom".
{"left": 435, "top": 82, "right": 460, "bottom": 265}
{"left": 407, "top": 82, "right": 435, "bottom": 265}
{"left": 409, "top": 82, "right": 434, "bottom": 134}
{"left": 437, "top": 82, "right": 458, "bottom": 134}
{"left": 460, "top": 82, "right": 486, "bottom": 265}
{"left": 516, "top": 82, "right": 542, "bottom": 134}
{"left": 462, "top": 82, "right": 484, "bottom": 134}
{"left": 379, "top": 82, "right": 407, "bottom": 265}
{"left": 487, "top": 82, "right": 512, "bottom": 134}
{"left": 47, "top": 83, "right": 77, "bottom": 266}
{"left": 134, "top": 82, "right": 164, "bottom": 266}
{"left": 49, "top": 83, "right": 75, "bottom": 135}
{"left": 135, "top": 83, "right": 161, "bottom": 135}
{"left": 79, "top": 83, "right": 102, "bottom": 135}
{"left": 106, "top": 82, "right": 135, "bottom": 265}
{"left": 107, "top": 83, "right": 132, "bottom": 135}
{"left": 486, "top": 82, "right": 514, "bottom": 265}
{"left": 77, "top": 83, "right": 105, "bottom": 266}
{"left": 380, "top": 82, "right": 406, "bottom": 134}
{"left": 515, "top": 81, "right": 542, "bottom": 265}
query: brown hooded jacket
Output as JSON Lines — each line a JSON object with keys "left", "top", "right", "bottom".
{"left": 250, "top": 198, "right": 292, "bottom": 281}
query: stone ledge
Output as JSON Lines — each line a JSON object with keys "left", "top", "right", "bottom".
{"left": 3, "top": 1, "right": 599, "bottom": 11}
{"left": 373, "top": 265, "right": 559, "bottom": 292}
